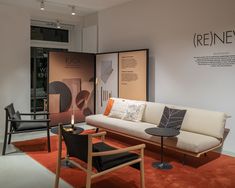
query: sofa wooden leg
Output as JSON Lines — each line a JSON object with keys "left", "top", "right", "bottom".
{"left": 182, "top": 154, "right": 186, "bottom": 165}
{"left": 95, "top": 128, "right": 99, "bottom": 133}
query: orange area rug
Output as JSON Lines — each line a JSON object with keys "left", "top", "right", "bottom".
{"left": 13, "top": 134, "right": 235, "bottom": 188}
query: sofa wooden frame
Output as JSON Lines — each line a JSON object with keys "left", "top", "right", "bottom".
{"left": 54, "top": 127, "right": 146, "bottom": 188}
{"left": 91, "top": 125, "right": 223, "bottom": 158}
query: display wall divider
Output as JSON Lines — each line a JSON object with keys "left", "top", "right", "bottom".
{"left": 47, "top": 49, "right": 149, "bottom": 125}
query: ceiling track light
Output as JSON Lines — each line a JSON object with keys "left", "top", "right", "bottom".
{"left": 40, "top": 0, "right": 45, "bottom": 11}
{"left": 71, "top": 5, "right": 76, "bottom": 16}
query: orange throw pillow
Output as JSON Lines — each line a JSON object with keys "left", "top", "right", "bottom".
{"left": 103, "top": 99, "right": 114, "bottom": 116}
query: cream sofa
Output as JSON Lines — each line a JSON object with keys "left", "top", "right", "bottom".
{"left": 86, "top": 99, "right": 228, "bottom": 157}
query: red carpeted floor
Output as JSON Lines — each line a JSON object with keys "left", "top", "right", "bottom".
{"left": 13, "top": 134, "right": 235, "bottom": 188}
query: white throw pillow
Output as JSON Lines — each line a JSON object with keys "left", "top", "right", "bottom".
{"left": 108, "top": 99, "right": 129, "bottom": 119}
{"left": 123, "top": 102, "right": 146, "bottom": 122}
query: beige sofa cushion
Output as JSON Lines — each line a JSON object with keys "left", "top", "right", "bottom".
{"left": 142, "top": 102, "right": 166, "bottom": 125}
{"left": 85, "top": 114, "right": 221, "bottom": 153}
{"left": 170, "top": 105, "right": 226, "bottom": 139}
{"left": 165, "top": 131, "right": 220, "bottom": 153}
{"left": 142, "top": 102, "right": 226, "bottom": 139}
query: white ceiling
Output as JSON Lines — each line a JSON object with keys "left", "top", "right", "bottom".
{"left": 0, "top": 0, "right": 134, "bottom": 16}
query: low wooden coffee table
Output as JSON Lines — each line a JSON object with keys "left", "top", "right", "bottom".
{"left": 145, "top": 127, "right": 180, "bottom": 170}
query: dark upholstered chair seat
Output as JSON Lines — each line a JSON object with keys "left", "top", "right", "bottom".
{"left": 93, "top": 142, "right": 139, "bottom": 172}
{"left": 17, "top": 122, "right": 47, "bottom": 131}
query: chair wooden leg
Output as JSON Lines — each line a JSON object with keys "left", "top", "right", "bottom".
{"left": 140, "top": 148, "right": 145, "bottom": 188}
{"left": 86, "top": 174, "right": 91, "bottom": 188}
{"left": 8, "top": 126, "right": 13, "bottom": 144}
{"left": 54, "top": 125, "right": 62, "bottom": 188}
{"left": 2, "top": 130, "right": 8, "bottom": 156}
{"left": 47, "top": 123, "right": 51, "bottom": 152}
{"left": 86, "top": 135, "right": 93, "bottom": 188}
{"left": 2, "top": 114, "right": 9, "bottom": 155}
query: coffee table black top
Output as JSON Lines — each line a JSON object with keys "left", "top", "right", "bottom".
{"left": 51, "top": 125, "right": 84, "bottom": 135}
{"left": 145, "top": 127, "right": 180, "bottom": 137}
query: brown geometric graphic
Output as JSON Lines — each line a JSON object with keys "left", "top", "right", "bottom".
{"left": 48, "top": 52, "right": 95, "bottom": 126}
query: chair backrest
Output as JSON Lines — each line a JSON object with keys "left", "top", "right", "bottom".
{"left": 4, "top": 103, "right": 21, "bottom": 130}
{"left": 61, "top": 125, "right": 89, "bottom": 163}
{"left": 5, "top": 103, "right": 16, "bottom": 119}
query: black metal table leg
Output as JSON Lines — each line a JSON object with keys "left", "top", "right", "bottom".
{"left": 152, "top": 136, "right": 173, "bottom": 170}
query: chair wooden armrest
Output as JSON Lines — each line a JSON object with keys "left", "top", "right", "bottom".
{"left": 90, "top": 131, "right": 107, "bottom": 138}
{"left": 90, "top": 131, "right": 107, "bottom": 141}
{"left": 92, "top": 144, "right": 145, "bottom": 157}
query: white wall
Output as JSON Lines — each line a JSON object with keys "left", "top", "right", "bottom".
{"left": 0, "top": 4, "right": 30, "bottom": 137}
{"left": 82, "top": 13, "right": 98, "bottom": 53}
{"left": 83, "top": 25, "right": 98, "bottom": 53}
{"left": 98, "top": 0, "right": 235, "bottom": 154}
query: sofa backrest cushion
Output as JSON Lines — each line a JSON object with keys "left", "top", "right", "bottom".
{"left": 142, "top": 102, "right": 166, "bottom": 125}
{"left": 172, "top": 105, "right": 226, "bottom": 139}
{"left": 143, "top": 102, "right": 226, "bottom": 139}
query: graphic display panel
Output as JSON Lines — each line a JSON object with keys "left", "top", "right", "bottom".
{"left": 48, "top": 52, "right": 95, "bottom": 125}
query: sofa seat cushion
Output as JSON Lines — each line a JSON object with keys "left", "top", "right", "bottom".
{"left": 164, "top": 131, "right": 220, "bottom": 153}
{"left": 86, "top": 114, "right": 221, "bottom": 154}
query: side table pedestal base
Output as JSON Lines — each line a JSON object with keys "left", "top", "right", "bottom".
{"left": 152, "top": 162, "right": 173, "bottom": 170}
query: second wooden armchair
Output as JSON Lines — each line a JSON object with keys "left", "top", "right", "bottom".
{"left": 55, "top": 124, "right": 146, "bottom": 188}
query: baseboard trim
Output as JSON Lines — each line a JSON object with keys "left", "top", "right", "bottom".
{"left": 221, "top": 150, "right": 235, "bottom": 157}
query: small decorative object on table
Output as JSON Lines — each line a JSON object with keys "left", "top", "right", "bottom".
{"left": 51, "top": 124, "right": 83, "bottom": 135}
{"left": 71, "top": 113, "right": 75, "bottom": 130}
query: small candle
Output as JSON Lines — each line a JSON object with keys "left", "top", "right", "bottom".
{"left": 71, "top": 114, "right": 74, "bottom": 126}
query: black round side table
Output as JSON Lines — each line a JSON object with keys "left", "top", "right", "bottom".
{"left": 51, "top": 124, "right": 84, "bottom": 168}
{"left": 145, "top": 127, "right": 180, "bottom": 170}
{"left": 51, "top": 125, "right": 84, "bottom": 135}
